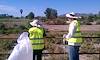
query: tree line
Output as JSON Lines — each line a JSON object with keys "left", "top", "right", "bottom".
{"left": 0, "top": 8, "right": 100, "bottom": 25}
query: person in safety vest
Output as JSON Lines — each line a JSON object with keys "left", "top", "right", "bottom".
{"left": 63, "top": 12, "right": 83, "bottom": 60}
{"left": 28, "top": 19, "right": 46, "bottom": 60}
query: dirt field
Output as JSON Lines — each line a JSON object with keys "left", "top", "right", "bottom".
{"left": 0, "top": 25, "right": 100, "bottom": 39}
{"left": 44, "top": 25, "right": 100, "bottom": 32}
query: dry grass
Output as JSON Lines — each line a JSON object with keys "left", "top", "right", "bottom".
{"left": 0, "top": 25, "right": 100, "bottom": 60}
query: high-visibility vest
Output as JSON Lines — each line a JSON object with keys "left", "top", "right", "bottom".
{"left": 28, "top": 27, "right": 44, "bottom": 50}
{"left": 67, "top": 20, "right": 82, "bottom": 43}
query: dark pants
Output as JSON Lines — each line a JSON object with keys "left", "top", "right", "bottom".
{"left": 33, "top": 50, "right": 42, "bottom": 60}
{"left": 67, "top": 46, "right": 80, "bottom": 60}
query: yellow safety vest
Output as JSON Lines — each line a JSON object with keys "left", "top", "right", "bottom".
{"left": 67, "top": 20, "right": 82, "bottom": 43}
{"left": 28, "top": 27, "right": 44, "bottom": 50}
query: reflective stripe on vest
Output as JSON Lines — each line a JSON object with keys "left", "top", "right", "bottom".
{"left": 28, "top": 27, "right": 44, "bottom": 50}
{"left": 67, "top": 20, "right": 82, "bottom": 43}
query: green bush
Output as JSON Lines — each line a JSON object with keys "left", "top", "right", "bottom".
{"left": 0, "top": 23, "right": 5, "bottom": 29}
{"left": 44, "top": 19, "right": 67, "bottom": 25}
{"left": 96, "top": 20, "right": 100, "bottom": 25}
{"left": 0, "top": 30, "right": 5, "bottom": 34}
{"left": 0, "top": 40, "right": 15, "bottom": 52}
{"left": 0, "top": 40, "right": 16, "bottom": 60}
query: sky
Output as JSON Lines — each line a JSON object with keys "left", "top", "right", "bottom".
{"left": 0, "top": 0, "right": 100, "bottom": 17}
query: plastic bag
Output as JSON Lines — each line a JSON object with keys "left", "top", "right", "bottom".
{"left": 8, "top": 32, "right": 33, "bottom": 60}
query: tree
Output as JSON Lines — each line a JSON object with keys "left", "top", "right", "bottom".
{"left": 0, "top": 14, "right": 7, "bottom": 18}
{"left": 97, "top": 11, "right": 100, "bottom": 19}
{"left": 20, "top": 9, "right": 23, "bottom": 18}
{"left": 44, "top": 8, "right": 57, "bottom": 19}
{"left": 26, "top": 12, "right": 34, "bottom": 20}
{"left": 88, "top": 15, "right": 94, "bottom": 22}
{"left": 98, "top": 11, "right": 100, "bottom": 16}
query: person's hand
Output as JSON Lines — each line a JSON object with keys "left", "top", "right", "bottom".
{"left": 63, "top": 34, "right": 66, "bottom": 44}
{"left": 63, "top": 34, "right": 68, "bottom": 45}
{"left": 63, "top": 34, "right": 67, "bottom": 38}
{"left": 63, "top": 39, "right": 68, "bottom": 45}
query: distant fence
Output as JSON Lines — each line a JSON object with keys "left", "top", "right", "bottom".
{"left": 0, "top": 37, "right": 100, "bottom": 60}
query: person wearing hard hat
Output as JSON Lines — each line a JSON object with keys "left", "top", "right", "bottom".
{"left": 28, "top": 19, "right": 46, "bottom": 60}
{"left": 63, "top": 12, "right": 83, "bottom": 60}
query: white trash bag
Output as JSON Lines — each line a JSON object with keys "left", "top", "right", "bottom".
{"left": 8, "top": 32, "right": 33, "bottom": 60}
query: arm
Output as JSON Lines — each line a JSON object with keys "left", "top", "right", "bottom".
{"left": 63, "top": 22, "right": 77, "bottom": 44}
{"left": 65, "top": 22, "right": 77, "bottom": 39}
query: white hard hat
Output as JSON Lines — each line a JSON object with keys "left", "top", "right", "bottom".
{"left": 30, "top": 19, "right": 42, "bottom": 27}
{"left": 66, "top": 12, "right": 80, "bottom": 19}
{"left": 69, "top": 12, "right": 75, "bottom": 16}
